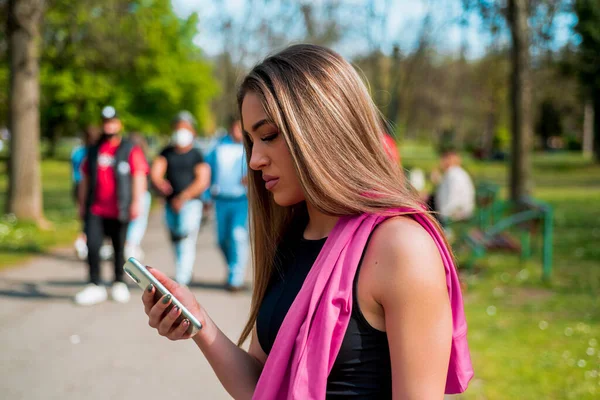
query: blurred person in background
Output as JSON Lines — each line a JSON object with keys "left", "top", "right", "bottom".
{"left": 151, "top": 111, "right": 211, "bottom": 286}
{"left": 195, "top": 132, "right": 220, "bottom": 230}
{"left": 426, "top": 148, "right": 475, "bottom": 225}
{"left": 75, "top": 106, "right": 149, "bottom": 306}
{"left": 205, "top": 116, "right": 249, "bottom": 292}
{"left": 383, "top": 132, "right": 400, "bottom": 164}
{"left": 0, "top": 127, "right": 8, "bottom": 153}
{"left": 381, "top": 118, "right": 401, "bottom": 165}
{"left": 71, "top": 125, "right": 101, "bottom": 260}
{"left": 125, "top": 132, "right": 153, "bottom": 261}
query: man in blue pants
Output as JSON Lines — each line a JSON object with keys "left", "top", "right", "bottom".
{"left": 205, "top": 117, "right": 249, "bottom": 292}
{"left": 151, "top": 111, "right": 211, "bottom": 286}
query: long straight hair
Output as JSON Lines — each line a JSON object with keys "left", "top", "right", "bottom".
{"left": 236, "top": 44, "right": 448, "bottom": 345}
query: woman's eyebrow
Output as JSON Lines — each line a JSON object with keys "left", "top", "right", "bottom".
{"left": 251, "top": 119, "right": 269, "bottom": 132}
{"left": 243, "top": 119, "right": 276, "bottom": 136}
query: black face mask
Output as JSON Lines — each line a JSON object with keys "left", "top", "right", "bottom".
{"left": 100, "top": 131, "right": 117, "bottom": 142}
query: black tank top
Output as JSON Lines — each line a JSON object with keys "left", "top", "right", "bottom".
{"left": 256, "top": 219, "right": 392, "bottom": 398}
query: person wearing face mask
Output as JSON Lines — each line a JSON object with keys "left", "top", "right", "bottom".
{"left": 204, "top": 116, "right": 249, "bottom": 292}
{"left": 75, "top": 106, "right": 149, "bottom": 306}
{"left": 151, "top": 111, "right": 211, "bottom": 286}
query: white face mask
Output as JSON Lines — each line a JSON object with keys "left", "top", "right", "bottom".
{"left": 172, "top": 128, "right": 194, "bottom": 147}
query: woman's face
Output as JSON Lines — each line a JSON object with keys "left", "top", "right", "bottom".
{"left": 241, "top": 92, "right": 305, "bottom": 207}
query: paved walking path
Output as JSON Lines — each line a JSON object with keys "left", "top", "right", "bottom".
{"left": 0, "top": 211, "right": 249, "bottom": 400}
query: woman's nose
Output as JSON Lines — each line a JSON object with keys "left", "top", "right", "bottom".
{"left": 249, "top": 146, "right": 269, "bottom": 171}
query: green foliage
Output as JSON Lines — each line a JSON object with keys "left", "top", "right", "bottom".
{"left": 38, "top": 0, "right": 218, "bottom": 139}
{"left": 494, "top": 125, "right": 511, "bottom": 151}
{"left": 574, "top": 0, "right": 600, "bottom": 161}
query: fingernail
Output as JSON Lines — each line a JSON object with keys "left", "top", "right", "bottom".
{"left": 147, "top": 266, "right": 153, "bottom": 270}
{"left": 162, "top": 294, "right": 171, "bottom": 304}
{"left": 183, "top": 319, "right": 189, "bottom": 326}
{"left": 147, "top": 284, "right": 153, "bottom": 293}
{"left": 172, "top": 305, "right": 180, "bottom": 313}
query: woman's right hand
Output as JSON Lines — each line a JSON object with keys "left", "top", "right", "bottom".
{"left": 141, "top": 267, "right": 205, "bottom": 341}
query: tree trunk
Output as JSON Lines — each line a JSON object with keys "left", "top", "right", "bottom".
{"left": 6, "top": 0, "right": 45, "bottom": 221}
{"left": 508, "top": 0, "right": 533, "bottom": 202}
{"left": 594, "top": 89, "right": 600, "bottom": 163}
{"left": 583, "top": 97, "right": 594, "bottom": 158}
{"left": 386, "top": 45, "right": 402, "bottom": 127}
{"left": 483, "top": 111, "right": 497, "bottom": 159}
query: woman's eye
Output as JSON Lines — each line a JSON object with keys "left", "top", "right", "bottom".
{"left": 261, "top": 133, "right": 279, "bottom": 142}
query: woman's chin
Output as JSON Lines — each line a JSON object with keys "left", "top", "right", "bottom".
{"left": 271, "top": 192, "right": 304, "bottom": 208}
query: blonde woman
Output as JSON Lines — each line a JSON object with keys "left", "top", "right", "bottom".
{"left": 139, "top": 44, "right": 473, "bottom": 399}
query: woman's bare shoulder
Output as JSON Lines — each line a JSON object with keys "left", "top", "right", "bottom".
{"left": 361, "top": 215, "right": 446, "bottom": 301}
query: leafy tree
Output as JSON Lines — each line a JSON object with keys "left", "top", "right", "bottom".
{"left": 463, "top": 0, "right": 571, "bottom": 200}
{"left": 574, "top": 0, "right": 600, "bottom": 161}
{"left": 39, "top": 0, "right": 218, "bottom": 155}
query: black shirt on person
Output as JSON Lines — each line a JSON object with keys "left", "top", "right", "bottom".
{"left": 159, "top": 146, "right": 204, "bottom": 201}
{"left": 256, "top": 215, "right": 392, "bottom": 399}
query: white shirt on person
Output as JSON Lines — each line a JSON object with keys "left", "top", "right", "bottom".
{"left": 435, "top": 165, "right": 475, "bottom": 221}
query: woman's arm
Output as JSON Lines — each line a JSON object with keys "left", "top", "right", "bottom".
{"left": 366, "top": 217, "right": 452, "bottom": 400}
{"left": 193, "top": 323, "right": 266, "bottom": 399}
{"left": 142, "top": 268, "right": 266, "bottom": 400}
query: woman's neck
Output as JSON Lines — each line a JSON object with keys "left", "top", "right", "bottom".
{"left": 303, "top": 202, "right": 339, "bottom": 240}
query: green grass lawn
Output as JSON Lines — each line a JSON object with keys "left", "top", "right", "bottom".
{"left": 0, "top": 159, "right": 81, "bottom": 266}
{"left": 403, "top": 146, "right": 600, "bottom": 399}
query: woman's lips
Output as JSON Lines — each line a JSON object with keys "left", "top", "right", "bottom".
{"left": 263, "top": 175, "right": 279, "bottom": 190}
{"left": 265, "top": 178, "right": 279, "bottom": 190}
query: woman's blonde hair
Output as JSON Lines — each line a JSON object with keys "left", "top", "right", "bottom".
{"left": 236, "top": 44, "right": 445, "bottom": 345}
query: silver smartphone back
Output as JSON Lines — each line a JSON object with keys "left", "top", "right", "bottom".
{"left": 123, "top": 257, "right": 202, "bottom": 335}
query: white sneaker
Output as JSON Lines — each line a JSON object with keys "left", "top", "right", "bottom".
{"left": 74, "top": 238, "right": 88, "bottom": 260}
{"left": 100, "top": 244, "right": 114, "bottom": 261}
{"left": 111, "top": 282, "right": 130, "bottom": 304}
{"left": 74, "top": 284, "right": 107, "bottom": 306}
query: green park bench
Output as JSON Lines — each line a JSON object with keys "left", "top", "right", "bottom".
{"left": 473, "top": 181, "right": 503, "bottom": 230}
{"left": 460, "top": 196, "right": 554, "bottom": 280}
{"left": 444, "top": 180, "right": 502, "bottom": 233}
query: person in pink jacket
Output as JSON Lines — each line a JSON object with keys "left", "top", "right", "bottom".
{"left": 138, "top": 44, "right": 473, "bottom": 399}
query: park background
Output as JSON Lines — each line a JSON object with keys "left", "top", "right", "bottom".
{"left": 1, "top": 1, "right": 600, "bottom": 399}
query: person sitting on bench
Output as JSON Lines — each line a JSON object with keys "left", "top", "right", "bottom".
{"left": 427, "top": 149, "right": 475, "bottom": 225}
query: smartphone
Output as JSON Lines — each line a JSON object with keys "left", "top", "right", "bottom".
{"left": 123, "top": 257, "right": 202, "bottom": 335}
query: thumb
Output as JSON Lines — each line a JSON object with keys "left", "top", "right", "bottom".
{"left": 147, "top": 266, "right": 179, "bottom": 293}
